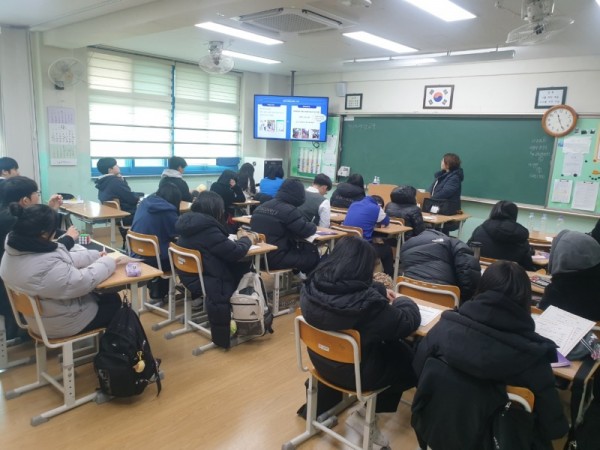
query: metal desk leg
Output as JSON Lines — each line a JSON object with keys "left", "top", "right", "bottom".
{"left": 130, "top": 282, "right": 141, "bottom": 315}
{"left": 85, "top": 221, "right": 93, "bottom": 236}
{"left": 458, "top": 220, "right": 465, "bottom": 240}
{"left": 110, "top": 218, "right": 117, "bottom": 248}
{"left": 393, "top": 233, "right": 404, "bottom": 281}
{"left": 254, "top": 254, "right": 261, "bottom": 272}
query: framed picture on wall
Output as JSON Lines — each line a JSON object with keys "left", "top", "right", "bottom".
{"left": 423, "top": 85, "right": 454, "bottom": 109}
{"left": 535, "top": 87, "right": 567, "bottom": 109}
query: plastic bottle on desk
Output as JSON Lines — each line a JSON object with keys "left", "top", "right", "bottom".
{"left": 555, "top": 215, "right": 565, "bottom": 232}
{"left": 373, "top": 176, "right": 380, "bottom": 184}
{"left": 540, "top": 213, "right": 548, "bottom": 233}
{"left": 527, "top": 212, "right": 535, "bottom": 232}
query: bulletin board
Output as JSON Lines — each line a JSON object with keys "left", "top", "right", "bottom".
{"left": 547, "top": 117, "right": 600, "bottom": 214}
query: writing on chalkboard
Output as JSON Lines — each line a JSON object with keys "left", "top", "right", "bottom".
{"left": 345, "top": 122, "right": 376, "bottom": 131}
{"left": 527, "top": 138, "right": 552, "bottom": 181}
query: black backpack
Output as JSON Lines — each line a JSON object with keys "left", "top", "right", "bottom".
{"left": 94, "top": 301, "right": 162, "bottom": 397}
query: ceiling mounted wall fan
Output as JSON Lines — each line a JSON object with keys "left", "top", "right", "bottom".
{"left": 198, "top": 41, "right": 234, "bottom": 74}
{"left": 502, "top": 0, "right": 574, "bottom": 45}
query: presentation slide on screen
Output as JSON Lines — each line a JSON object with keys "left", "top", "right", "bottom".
{"left": 254, "top": 95, "right": 328, "bottom": 142}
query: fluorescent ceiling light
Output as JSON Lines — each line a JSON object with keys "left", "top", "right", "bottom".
{"left": 404, "top": 0, "right": 476, "bottom": 22}
{"left": 391, "top": 57, "right": 437, "bottom": 64}
{"left": 222, "top": 50, "right": 281, "bottom": 64}
{"left": 195, "top": 22, "right": 283, "bottom": 45}
{"left": 450, "top": 47, "right": 515, "bottom": 56}
{"left": 343, "top": 31, "right": 417, "bottom": 53}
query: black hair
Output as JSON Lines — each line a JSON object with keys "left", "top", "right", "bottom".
{"left": 168, "top": 156, "right": 187, "bottom": 170}
{"left": 216, "top": 169, "right": 238, "bottom": 185}
{"left": 265, "top": 165, "right": 284, "bottom": 180}
{"left": 443, "top": 153, "right": 461, "bottom": 171}
{"left": 313, "top": 236, "right": 376, "bottom": 284}
{"left": 238, "top": 163, "right": 256, "bottom": 194}
{"left": 313, "top": 173, "right": 332, "bottom": 191}
{"left": 0, "top": 176, "right": 38, "bottom": 206}
{"left": 371, "top": 195, "right": 384, "bottom": 208}
{"left": 191, "top": 191, "right": 225, "bottom": 223}
{"left": 347, "top": 173, "right": 364, "bottom": 188}
{"left": 97, "top": 157, "right": 117, "bottom": 174}
{"left": 156, "top": 182, "right": 182, "bottom": 210}
{"left": 590, "top": 218, "right": 600, "bottom": 245}
{"left": 476, "top": 260, "right": 532, "bottom": 311}
{"left": 0, "top": 157, "right": 19, "bottom": 173}
{"left": 489, "top": 200, "right": 518, "bottom": 221}
{"left": 9, "top": 203, "right": 57, "bottom": 238}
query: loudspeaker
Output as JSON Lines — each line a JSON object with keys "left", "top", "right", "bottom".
{"left": 335, "top": 82, "right": 347, "bottom": 98}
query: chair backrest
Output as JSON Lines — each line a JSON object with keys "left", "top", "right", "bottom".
{"left": 479, "top": 256, "right": 497, "bottom": 266}
{"left": 415, "top": 190, "right": 431, "bottom": 209}
{"left": 103, "top": 199, "right": 121, "bottom": 210}
{"left": 530, "top": 305, "right": 544, "bottom": 315}
{"left": 367, "top": 183, "right": 397, "bottom": 206}
{"left": 396, "top": 275, "right": 460, "bottom": 308}
{"left": 593, "top": 322, "right": 600, "bottom": 339}
{"left": 389, "top": 217, "right": 405, "bottom": 226}
{"left": 331, "top": 224, "right": 363, "bottom": 238}
{"left": 295, "top": 315, "right": 369, "bottom": 401}
{"left": 5, "top": 285, "right": 51, "bottom": 345}
{"left": 168, "top": 242, "right": 206, "bottom": 298}
{"left": 126, "top": 230, "right": 161, "bottom": 270}
{"left": 506, "top": 385, "right": 535, "bottom": 412}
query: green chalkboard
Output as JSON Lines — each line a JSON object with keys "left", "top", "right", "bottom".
{"left": 340, "top": 116, "right": 553, "bottom": 206}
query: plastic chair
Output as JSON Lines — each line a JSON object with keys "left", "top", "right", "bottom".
{"left": 479, "top": 256, "right": 498, "bottom": 266}
{"left": 366, "top": 183, "right": 397, "bottom": 207}
{"left": 4, "top": 285, "right": 105, "bottom": 426}
{"left": 395, "top": 275, "right": 460, "bottom": 308}
{"left": 164, "top": 242, "right": 216, "bottom": 356}
{"left": 506, "top": 386, "right": 535, "bottom": 412}
{"left": 331, "top": 224, "right": 364, "bottom": 238}
{"left": 126, "top": 231, "right": 179, "bottom": 330}
{"left": 282, "top": 315, "right": 389, "bottom": 450}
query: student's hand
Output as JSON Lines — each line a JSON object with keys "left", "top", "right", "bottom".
{"left": 66, "top": 226, "right": 79, "bottom": 240}
{"left": 386, "top": 289, "right": 398, "bottom": 303}
{"left": 237, "top": 229, "right": 257, "bottom": 245}
{"left": 47, "top": 194, "right": 63, "bottom": 209}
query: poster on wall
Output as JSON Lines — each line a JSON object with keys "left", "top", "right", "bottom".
{"left": 48, "top": 106, "right": 77, "bottom": 166}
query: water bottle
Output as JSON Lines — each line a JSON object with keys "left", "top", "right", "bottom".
{"left": 540, "top": 213, "right": 548, "bottom": 233}
{"left": 555, "top": 215, "right": 565, "bottom": 232}
{"left": 527, "top": 212, "right": 535, "bottom": 232}
{"left": 373, "top": 176, "right": 380, "bottom": 184}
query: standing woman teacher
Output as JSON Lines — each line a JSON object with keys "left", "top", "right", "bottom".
{"left": 428, "top": 152, "right": 463, "bottom": 234}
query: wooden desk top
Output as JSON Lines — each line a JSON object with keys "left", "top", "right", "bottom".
{"left": 330, "top": 212, "right": 346, "bottom": 223}
{"left": 374, "top": 223, "right": 412, "bottom": 235}
{"left": 232, "top": 215, "right": 251, "bottom": 225}
{"left": 409, "top": 297, "right": 449, "bottom": 337}
{"left": 247, "top": 242, "right": 277, "bottom": 256}
{"left": 314, "top": 226, "right": 347, "bottom": 242}
{"left": 529, "top": 231, "right": 556, "bottom": 242}
{"left": 422, "top": 212, "right": 471, "bottom": 224}
{"left": 97, "top": 262, "right": 163, "bottom": 290}
{"left": 60, "top": 200, "right": 130, "bottom": 220}
{"left": 233, "top": 200, "right": 260, "bottom": 207}
{"left": 330, "top": 207, "right": 348, "bottom": 214}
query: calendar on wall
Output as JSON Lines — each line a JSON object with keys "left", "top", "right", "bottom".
{"left": 48, "top": 106, "right": 77, "bottom": 165}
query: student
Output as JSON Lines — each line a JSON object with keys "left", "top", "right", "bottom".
{"left": 412, "top": 261, "right": 568, "bottom": 449}
{"left": 384, "top": 185, "right": 425, "bottom": 240}
{"left": 0, "top": 157, "right": 19, "bottom": 180}
{"left": 330, "top": 173, "right": 366, "bottom": 208}
{"left": 237, "top": 162, "right": 257, "bottom": 200}
{"left": 428, "top": 153, "right": 463, "bottom": 233}
{"left": 159, "top": 156, "right": 193, "bottom": 202}
{"left": 258, "top": 165, "right": 285, "bottom": 198}
{"left": 300, "top": 236, "right": 420, "bottom": 447}
{"left": 251, "top": 179, "right": 320, "bottom": 274}
{"left": 401, "top": 229, "right": 481, "bottom": 302}
{"left": 95, "top": 157, "right": 141, "bottom": 221}
{"left": 209, "top": 169, "right": 246, "bottom": 224}
{"left": 0, "top": 204, "right": 120, "bottom": 339}
{"left": 297, "top": 173, "right": 333, "bottom": 228}
{"left": 539, "top": 230, "right": 600, "bottom": 320}
{"left": 468, "top": 200, "right": 535, "bottom": 270}
{"left": 176, "top": 191, "right": 258, "bottom": 349}
{"left": 344, "top": 195, "right": 394, "bottom": 277}
{"left": 131, "top": 183, "right": 181, "bottom": 302}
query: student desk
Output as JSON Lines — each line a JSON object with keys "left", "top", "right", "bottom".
{"left": 314, "top": 227, "right": 347, "bottom": 250}
{"left": 232, "top": 215, "right": 251, "bottom": 225}
{"left": 233, "top": 199, "right": 260, "bottom": 215}
{"left": 60, "top": 201, "right": 130, "bottom": 248}
{"left": 410, "top": 297, "right": 449, "bottom": 337}
{"left": 422, "top": 212, "right": 471, "bottom": 239}
{"left": 96, "top": 260, "right": 163, "bottom": 315}
{"left": 374, "top": 223, "right": 413, "bottom": 280}
{"left": 330, "top": 206, "right": 348, "bottom": 214}
{"left": 329, "top": 212, "right": 346, "bottom": 223}
{"left": 247, "top": 242, "right": 278, "bottom": 272}
{"left": 529, "top": 231, "right": 555, "bottom": 250}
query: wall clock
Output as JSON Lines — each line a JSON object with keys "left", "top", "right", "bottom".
{"left": 541, "top": 104, "right": 578, "bottom": 137}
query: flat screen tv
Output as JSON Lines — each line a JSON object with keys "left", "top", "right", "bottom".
{"left": 254, "top": 95, "right": 329, "bottom": 142}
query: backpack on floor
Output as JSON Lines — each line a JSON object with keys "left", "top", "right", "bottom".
{"left": 230, "top": 272, "right": 274, "bottom": 337}
{"left": 94, "top": 301, "right": 162, "bottom": 397}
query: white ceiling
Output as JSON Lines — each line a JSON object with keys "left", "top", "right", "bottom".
{"left": 1, "top": 0, "right": 599, "bottom": 75}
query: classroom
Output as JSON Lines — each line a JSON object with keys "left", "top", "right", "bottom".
{"left": 1, "top": 0, "right": 600, "bottom": 448}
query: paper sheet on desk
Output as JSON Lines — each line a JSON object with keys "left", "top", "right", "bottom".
{"left": 249, "top": 245, "right": 260, "bottom": 250}
{"left": 418, "top": 305, "right": 443, "bottom": 327}
{"left": 105, "top": 252, "right": 142, "bottom": 265}
{"left": 533, "top": 306, "right": 595, "bottom": 356}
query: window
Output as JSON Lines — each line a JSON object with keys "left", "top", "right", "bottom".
{"left": 88, "top": 49, "right": 241, "bottom": 176}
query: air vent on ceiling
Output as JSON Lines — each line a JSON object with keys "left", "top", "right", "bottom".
{"left": 235, "top": 8, "right": 344, "bottom": 34}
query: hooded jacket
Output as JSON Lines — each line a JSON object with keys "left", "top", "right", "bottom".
{"left": 344, "top": 196, "right": 390, "bottom": 241}
{"left": 428, "top": 168, "right": 463, "bottom": 216}
{"left": 0, "top": 234, "right": 116, "bottom": 338}
{"left": 258, "top": 177, "right": 284, "bottom": 198}
{"left": 385, "top": 186, "right": 426, "bottom": 240}
{"left": 95, "top": 174, "right": 140, "bottom": 215}
{"left": 210, "top": 170, "right": 246, "bottom": 216}
{"left": 413, "top": 290, "right": 569, "bottom": 448}
{"left": 468, "top": 218, "right": 535, "bottom": 270}
{"left": 540, "top": 230, "right": 600, "bottom": 320}
{"left": 251, "top": 179, "right": 319, "bottom": 273}
{"left": 401, "top": 229, "right": 481, "bottom": 302}
{"left": 330, "top": 182, "right": 366, "bottom": 208}
{"left": 301, "top": 273, "right": 420, "bottom": 392}
{"left": 131, "top": 194, "right": 179, "bottom": 267}
{"left": 176, "top": 211, "right": 252, "bottom": 348}
{"left": 159, "top": 168, "right": 192, "bottom": 202}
